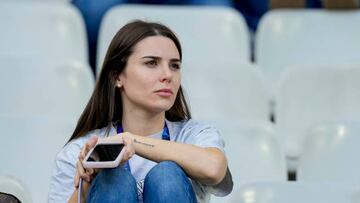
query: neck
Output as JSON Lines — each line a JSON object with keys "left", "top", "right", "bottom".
{"left": 121, "top": 110, "right": 165, "bottom": 136}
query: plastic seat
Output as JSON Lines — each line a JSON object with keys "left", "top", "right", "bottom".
{"left": 0, "top": 2, "right": 88, "bottom": 63}
{"left": 0, "top": 175, "right": 32, "bottom": 203}
{"left": 182, "top": 61, "right": 270, "bottom": 126}
{"left": 97, "top": 4, "right": 250, "bottom": 73}
{"left": 0, "top": 58, "right": 94, "bottom": 119}
{"left": 0, "top": 115, "right": 75, "bottom": 203}
{"left": 232, "top": 182, "right": 359, "bottom": 203}
{"left": 181, "top": 61, "right": 274, "bottom": 203}
{"left": 298, "top": 122, "right": 360, "bottom": 183}
{"left": 211, "top": 122, "right": 287, "bottom": 203}
{"left": 275, "top": 65, "right": 360, "bottom": 171}
{"left": 256, "top": 9, "right": 360, "bottom": 97}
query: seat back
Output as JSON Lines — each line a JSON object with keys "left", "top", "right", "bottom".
{"left": 182, "top": 62, "right": 269, "bottom": 125}
{"left": 0, "top": 175, "right": 32, "bottom": 203}
{"left": 256, "top": 10, "right": 360, "bottom": 96}
{"left": 232, "top": 182, "right": 359, "bottom": 203}
{"left": 0, "top": 2, "right": 88, "bottom": 63}
{"left": 211, "top": 122, "right": 287, "bottom": 203}
{"left": 0, "top": 58, "right": 94, "bottom": 119}
{"left": 97, "top": 4, "right": 250, "bottom": 73}
{"left": 298, "top": 122, "right": 360, "bottom": 183}
{"left": 275, "top": 65, "right": 360, "bottom": 170}
{"left": 0, "top": 115, "right": 75, "bottom": 203}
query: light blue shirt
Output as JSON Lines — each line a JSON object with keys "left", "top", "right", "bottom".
{"left": 48, "top": 119, "right": 230, "bottom": 203}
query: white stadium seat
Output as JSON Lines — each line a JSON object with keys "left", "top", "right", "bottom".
{"left": 0, "top": 175, "right": 32, "bottom": 203}
{"left": 298, "top": 122, "right": 360, "bottom": 183}
{"left": 97, "top": 4, "right": 250, "bottom": 73}
{"left": 256, "top": 9, "right": 360, "bottom": 97}
{"left": 0, "top": 115, "right": 75, "bottom": 203}
{"left": 211, "top": 122, "right": 287, "bottom": 203}
{"left": 232, "top": 182, "right": 359, "bottom": 203}
{"left": 0, "top": 2, "right": 88, "bottom": 63}
{"left": 0, "top": 58, "right": 94, "bottom": 119}
{"left": 182, "top": 61, "right": 270, "bottom": 125}
{"left": 275, "top": 65, "right": 360, "bottom": 171}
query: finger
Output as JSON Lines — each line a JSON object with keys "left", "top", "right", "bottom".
{"left": 123, "top": 134, "right": 135, "bottom": 155}
{"left": 76, "top": 160, "right": 85, "bottom": 176}
{"left": 86, "top": 168, "right": 94, "bottom": 176}
{"left": 102, "top": 135, "right": 122, "bottom": 143}
{"left": 88, "top": 136, "right": 98, "bottom": 147}
{"left": 121, "top": 147, "right": 129, "bottom": 161}
{"left": 75, "top": 161, "right": 86, "bottom": 187}
{"left": 76, "top": 160, "right": 91, "bottom": 182}
{"left": 80, "top": 136, "right": 98, "bottom": 160}
{"left": 84, "top": 136, "right": 98, "bottom": 153}
{"left": 74, "top": 170, "right": 80, "bottom": 188}
{"left": 122, "top": 133, "right": 131, "bottom": 145}
{"left": 123, "top": 147, "right": 135, "bottom": 162}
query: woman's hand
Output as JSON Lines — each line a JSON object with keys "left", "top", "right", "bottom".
{"left": 73, "top": 132, "right": 135, "bottom": 188}
{"left": 74, "top": 136, "right": 98, "bottom": 188}
{"left": 101, "top": 132, "right": 136, "bottom": 164}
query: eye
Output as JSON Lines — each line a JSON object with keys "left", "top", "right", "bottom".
{"left": 145, "top": 60, "right": 158, "bottom": 67}
{"left": 170, "top": 63, "right": 181, "bottom": 70}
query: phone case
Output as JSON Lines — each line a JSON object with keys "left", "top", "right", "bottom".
{"left": 82, "top": 139, "right": 125, "bottom": 169}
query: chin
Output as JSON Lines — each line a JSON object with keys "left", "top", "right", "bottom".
{"left": 149, "top": 103, "right": 174, "bottom": 113}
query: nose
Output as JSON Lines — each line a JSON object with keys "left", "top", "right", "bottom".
{"left": 159, "top": 63, "right": 172, "bottom": 82}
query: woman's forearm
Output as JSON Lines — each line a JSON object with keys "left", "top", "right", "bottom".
{"left": 131, "top": 134, "right": 228, "bottom": 185}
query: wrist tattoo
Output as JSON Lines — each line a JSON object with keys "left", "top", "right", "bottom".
{"left": 134, "top": 139, "right": 155, "bottom": 148}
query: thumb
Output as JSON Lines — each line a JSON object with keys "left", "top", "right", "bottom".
{"left": 88, "top": 136, "right": 98, "bottom": 148}
{"left": 84, "top": 136, "right": 98, "bottom": 153}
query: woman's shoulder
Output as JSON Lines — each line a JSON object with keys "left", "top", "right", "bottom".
{"left": 168, "top": 119, "right": 218, "bottom": 135}
{"left": 168, "top": 119, "right": 223, "bottom": 146}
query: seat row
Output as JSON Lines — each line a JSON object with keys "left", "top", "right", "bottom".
{"left": 1, "top": 3, "right": 359, "bottom": 74}
{"left": 211, "top": 121, "right": 360, "bottom": 203}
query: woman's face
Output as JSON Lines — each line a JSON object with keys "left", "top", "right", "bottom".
{"left": 117, "top": 36, "right": 181, "bottom": 114}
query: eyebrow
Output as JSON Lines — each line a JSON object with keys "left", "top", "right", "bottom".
{"left": 141, "top": 56, "right": 181, "bottom": 62}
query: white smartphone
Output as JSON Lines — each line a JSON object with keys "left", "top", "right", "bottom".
{"left": 82, "top": 139, "right": 125, "bottom": 169}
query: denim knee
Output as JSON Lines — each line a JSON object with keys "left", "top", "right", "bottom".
{"left": 87, "top": 166, "right": 137, "bottom": 203}
{"left": 143, "top": 161, "right": 197, "bottom": 203}
{"left": 145, "top": 161, "right": 186, "bottom": 184}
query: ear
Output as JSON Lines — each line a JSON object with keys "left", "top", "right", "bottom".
{"left": 116, "top": 75, "right": 123, "bottom": 88}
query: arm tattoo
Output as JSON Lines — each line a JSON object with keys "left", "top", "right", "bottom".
{"left": 134, "top": 139, "right": 155, "bottom": 148}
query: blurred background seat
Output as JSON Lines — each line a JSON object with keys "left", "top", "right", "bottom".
{"left": 0, "top": 115, "right": 75, "bottom": 203}
{"left": 0, "top": 58, "right": 94, "bottom": 120}
{"left": 97, "top": 4, "right": 251, "bottom": 74}
{"left": 210, "top": 122, "right": 287, "bottom": 203}
{"left": 255, "top": 9, "right": 360, "bottom": 99}
{"left": 297, "top": 122, "right": 360, "bottom": 183}
{"left": 231, "top": 182, "right": 359, "bottom": 203}
{"left": 0, "top": 175, "right": 32, "bottom": 203}
{"left": 0, "top": 2, "right": 88, "bottom": 64}
{"left": 182, "top": 61, "right": 270, "bottom": 126}
{"left": 72, "top": 0, "right": 233, "bottom": 73}
{"left": 275, "top": 65, "right": 360, "bottom": 172}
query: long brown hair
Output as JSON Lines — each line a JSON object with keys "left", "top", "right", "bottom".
{"left": 68, "top": 20, "right": 191, "bottom": 142}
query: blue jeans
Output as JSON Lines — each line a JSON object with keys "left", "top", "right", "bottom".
{"left": 87, "top": 161, "right": 197, "bottom": 203}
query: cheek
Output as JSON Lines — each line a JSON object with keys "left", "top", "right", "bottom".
{"left": 174, "top": 75, "right": 181, "bottom": 88}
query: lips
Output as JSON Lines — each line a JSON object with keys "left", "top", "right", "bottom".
{"left": 155, "top": 88, "right": 173, "bottom": 96}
